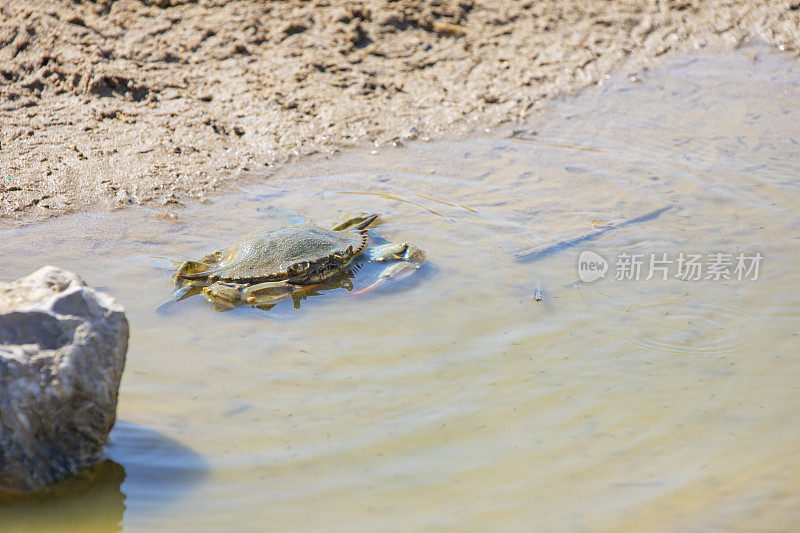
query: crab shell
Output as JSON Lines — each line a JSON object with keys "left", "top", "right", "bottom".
{"left": 184, "top": 223, "right": 369, "bottom": 285}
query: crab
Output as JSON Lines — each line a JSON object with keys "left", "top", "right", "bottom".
{"left": 172, "top": 213, "right": 425, "bottom": 307}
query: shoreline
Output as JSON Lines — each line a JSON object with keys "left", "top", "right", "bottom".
{"left": 1, "top": 1, "right": 798, "bottom": 227}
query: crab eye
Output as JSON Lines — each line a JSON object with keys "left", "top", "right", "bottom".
{"left": 290, "top": 261, "right": 309, "bottom": 274}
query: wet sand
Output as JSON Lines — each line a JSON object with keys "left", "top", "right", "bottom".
{"left": 1, "top": 0, "right": 798, "bottom": 224}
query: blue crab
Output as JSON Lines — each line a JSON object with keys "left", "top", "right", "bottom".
{"left": 173, "top": 214, "right": 425, "bottom": 307}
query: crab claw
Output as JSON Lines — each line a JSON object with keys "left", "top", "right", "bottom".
{"left": 356, "top": 242, "right": 426, "bottom": 294}
{"left": 366, "top": 242, "right": 409, "bottom": 262}
{"left": 354, "top": 260, "right": 421, "bottom": 295}
{"left": 174, "top": 260, "right": 216, "bottom": 284}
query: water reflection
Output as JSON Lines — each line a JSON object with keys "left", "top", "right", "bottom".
{"left": 0, "top": 461, "right": 125, "bottom": 533}
{"left": 0, "top": 422, "right": 206, "bottom": 533}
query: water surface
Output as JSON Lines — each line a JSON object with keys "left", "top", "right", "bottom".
{"left": 1, "top": 44, "right": 799, "bottom": 531}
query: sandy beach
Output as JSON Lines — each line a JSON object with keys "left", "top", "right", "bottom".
{"left": 1, "top": 0, "right": 798, "bottom": 224}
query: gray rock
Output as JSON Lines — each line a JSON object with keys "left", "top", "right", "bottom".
{"left": 0, "top": 266, "right": 128, "bottom": 493}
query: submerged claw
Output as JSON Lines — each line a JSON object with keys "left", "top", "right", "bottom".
{"left": 357, "top": 241, "right": 426, "bottom": 294}
{"left": 354, "top": 260, "right": 421, "bottom": 295}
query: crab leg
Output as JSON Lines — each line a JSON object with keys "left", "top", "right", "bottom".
{"left": 330, "top": 213, "right": 380, "bottom": 232}
{"left": 202, "top": 281, "right": 298, "bottom": 307}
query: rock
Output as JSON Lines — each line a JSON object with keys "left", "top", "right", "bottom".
{"left": 0, "top": 266, "right": 128, "bottom": 493}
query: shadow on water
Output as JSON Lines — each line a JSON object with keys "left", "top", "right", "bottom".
{"left": 0, "top": 422, "right": 207, "bottom": 533}
{"left": 514, "top": 205, "right": 674, "bottom": 262}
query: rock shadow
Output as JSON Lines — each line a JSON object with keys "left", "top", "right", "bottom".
{"left": 0, "top": 421, "right": 207, "bottom": 532}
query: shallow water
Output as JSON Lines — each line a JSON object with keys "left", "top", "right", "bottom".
{"left": 2, "top": 44, "right": 799, "bottom": 531}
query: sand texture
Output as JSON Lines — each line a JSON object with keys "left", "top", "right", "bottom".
{"left": 1, "top": 0, "right": 798, "bottom": 224}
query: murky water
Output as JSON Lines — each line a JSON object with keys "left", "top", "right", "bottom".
{"left": 2, "top": 44, "right": 799, "bottom": 531}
